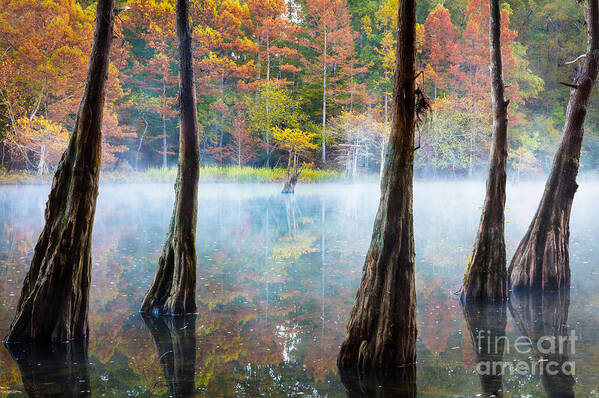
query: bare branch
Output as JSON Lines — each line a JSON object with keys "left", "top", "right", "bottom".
{"left": 559, "top": 81, "right": 579, "bottom": 89}
{"left": 565, "top": 54, "right": 586, "bottom": 65}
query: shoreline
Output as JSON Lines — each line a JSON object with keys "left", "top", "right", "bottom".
{"left": 0, "top": 166, "right": 345, "bottom": 185}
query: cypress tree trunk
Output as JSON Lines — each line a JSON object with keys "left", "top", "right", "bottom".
{"left": 509, "top": 0, "right": 599, "bottom": 291}
{"left": 281, "top": 151, "right": 298, "bottom": 194}
{"left": 4, "top": 0, "right": 115, "bottom": 343}
{"left": 142, "top": 314, "right": 196, "bottom": 396}
{"left": 141, "top": 0, "right": 200, "bottom": 315}
{"left": 462, "top": 0, "right": 509, "bottom": 301}
{"left": 462, "top": 301, "right": 507, "bottom": 398}
{"left": 337, "top": 0, "right": 417, "bottom": 370}
{"left": 509, "top": 291, "right": 575, "bottom": 397}
{"left": 5, "top": 341, "right": 90, "bottom": 397}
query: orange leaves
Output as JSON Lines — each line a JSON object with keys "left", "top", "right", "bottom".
{"left": 0, "top": 0, "right": 131, "bottom": 171}
{"left": 191, "top": 0, "right": 258, "bottom": 90}
{"left": 423, "top": 5, "right": 459, "bottom": 90}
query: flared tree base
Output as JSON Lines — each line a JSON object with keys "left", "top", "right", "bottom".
{"left": 141, "top": 235, "right": 197, "bottom": 315}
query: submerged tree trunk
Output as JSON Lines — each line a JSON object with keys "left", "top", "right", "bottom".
{"left": 462, "top": 0, "right": 509, "bottom": 301}
{"left": 141, "top": 0, "right": 200, "bottom": 315}
{"left": 337, "top": 0, "right": 417, "bottom": 370}
{"left": 4, "top": 0, "right": 115, "bottom": 343}
{"left": 462, "top": 300, "right": 507, "bottom": 398}
{"left": 509, "top": 0, "right": 599, "bottom": 291}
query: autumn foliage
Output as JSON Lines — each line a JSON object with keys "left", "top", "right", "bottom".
{"left": 0, "top": 0, "right": 579, "bottom": 177}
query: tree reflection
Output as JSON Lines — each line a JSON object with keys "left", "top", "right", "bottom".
{"left": 509, "top": 290, "right": 575, "bottom": 398}
{"left": 5, "top": 340, "right": 90, "bottom": 397}
{"left": 462, "top": 300, "right": 507, "bottom": 398}
{"left": 339, "top": 366, "right": 417, "bottom": 397}
{"left": 142, "top": 314, "right": 197, "bottom": 397}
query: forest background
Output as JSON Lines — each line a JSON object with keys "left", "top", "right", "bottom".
{"left": 0, "top": 0, "right": 591, "bottom": 180}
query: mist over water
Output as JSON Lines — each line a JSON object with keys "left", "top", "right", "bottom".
{"left": 0, "top": 180, "right": 598, "bottom": 396}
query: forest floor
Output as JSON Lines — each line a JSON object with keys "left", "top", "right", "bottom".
{"left": 0, "top": 166, "right": 343, "bottom": 185}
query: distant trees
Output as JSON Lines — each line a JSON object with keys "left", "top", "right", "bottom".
{"left": 301, "top": 0, "right": 357, "bottom": 164}
{"left": 0, "top": 0, "right": 593, "bottom": 177}
{"left": 0, "top": 0, "right": 131, "bottom": 172}
{"left": 124, "top": 0, "right": 178, "bottom": 169}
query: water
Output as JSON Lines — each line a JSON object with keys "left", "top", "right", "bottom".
{"left": 0, "top": 181, "right": 598, "bottom": 397}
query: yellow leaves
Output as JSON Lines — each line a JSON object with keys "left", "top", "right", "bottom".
{"left": 375, "top": 0, "right": 398, "bottom": 29}
{"left": 416, "top": 23, "right": 425, "bottom": 54}
{"left": 271, "top": 126, "right": 318, "bottom": 153}
{"left": 8, "top": 116, "right": 69, "bottom": 169}
{"left": 14, "top": 116, "right": 68, "bottom": 152}
{"left": 360, "top": 16, "right": 373, "bottom": 36}
{"left": 272, "top": 235, "right": 318, "bottom": 260}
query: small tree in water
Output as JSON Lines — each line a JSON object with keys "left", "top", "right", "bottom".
{"left": 141, "top": 0, "right": 200, "bottom": 315}
{"left": 272, "top": 127, "right": 318, "bottom": 194}
{"left": 4, "top": 0, "right": 117, "bottom": 343}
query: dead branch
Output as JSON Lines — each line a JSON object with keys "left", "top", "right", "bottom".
{"left": 559, "top": 81, "right": 579, "bottom": 89}
{"left": 565, "top": 54, "right": 586, "bottom": 65}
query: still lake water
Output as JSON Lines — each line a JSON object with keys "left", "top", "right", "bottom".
{"left": 0, "top": 181, "right": 598, "bottom": 397}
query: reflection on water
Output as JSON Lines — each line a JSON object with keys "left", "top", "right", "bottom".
{"left": 509, "top": 291, "right": 576, "bottom": 398}
{"left": 5, "top": 341, "right": 90, "bottom": 396}
{"left": 339, "top": 366, "right": 417, "bottom": 398}
{"left": 142, "top": 314, "right": 196, "bottom": 397}
{"left": 462, "top": 300, "right": 507, "bottom": 398}
{"left": 0, "top": 181, "right": 598, "bottom": 396}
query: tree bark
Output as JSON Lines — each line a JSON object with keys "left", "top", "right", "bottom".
{"left": 509, "top": 290, "right": 575, "bottom": 398}
{"left": 141, "top": 0, "right": 200, "bottom": 315}
{"left": 282, "top": 150, "right": 298, "bottom": 194}
{"left": 509, "top": 0, "right": 599, "bottom": 291}
{"left": 337, "top": 0, "right": 417, "bottom": 370}
{"left": 142, "top": 314, "right": 196, "bottom": 397}
{"left": 462, "top": 300, "right": 507, "bottom": 398}
{"left": 162, "top": 79, "right": 168, "bottom": 169}
{"left": 322, "top": 28, "right": 327, "bottom": 164}
{"left": 462, "top": 0, "right": 509, "bottom": 301}
{"left": 5, "top": 340, "right": 90, "bottom": 397}
{"left": 4, "top": 0, "right": 115, "bottom": 343}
